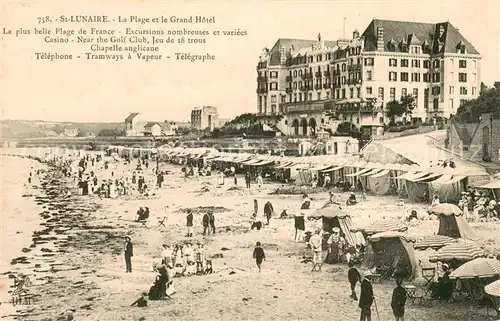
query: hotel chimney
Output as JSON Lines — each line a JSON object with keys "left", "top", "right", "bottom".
{"left": 279, "top": 45, "right": 286, "bottom": 64}
{"left": 376, "top": 27, "right": 384, "bottom": 51}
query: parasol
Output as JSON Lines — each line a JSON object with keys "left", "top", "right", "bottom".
{"left": 428, "top": 203, "right": 463, "bottom": 216}
{"left": 485, "top": 279, "right": 500, "bottom": 297}
{"left": 450, "top": 257, "right": 500, "bottom": 279}
{"left": 429, "top": 241, "right": 485, "bottom": 263}
{"left": 414, "top": 235, "right": 458, "bottom": 250}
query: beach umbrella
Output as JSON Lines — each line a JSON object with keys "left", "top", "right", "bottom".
{"left": 414, "top": 235, "right": 457, "bottom": 250}
{"left": 312, "top": 202, "right": 347, "bottom": 218}
{"left": 350, "top": 219, "right": 408, "bottom": 235}
{"left": 368, "top": 231, "right": 416, "bottom": 243}
{"left": 429, "top": 241, "right": 485, "bottom": 263}
{"left": 428, "top": 203, "right": 463, "bottom": 216}
{"left": 485, "top": 279, "right": 500, "bottom": 297}
{"left": 450, "top": 258, "right": 500, "bottom": 279}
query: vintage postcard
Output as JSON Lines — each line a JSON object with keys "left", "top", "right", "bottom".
{"left": 1, "top": 0, "right": 500, "bottom": 320}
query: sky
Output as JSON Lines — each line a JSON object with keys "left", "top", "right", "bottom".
{"left": 1, "top": 0, "right": 499, "bottom": 123}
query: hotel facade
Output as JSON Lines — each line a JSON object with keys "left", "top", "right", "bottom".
{"left": 256, "top": 19, "right": 481, "bottom": 136}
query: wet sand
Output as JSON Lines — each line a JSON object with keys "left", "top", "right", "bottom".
{"left": 1, "top": 150, "right": 499, "bottom": 321}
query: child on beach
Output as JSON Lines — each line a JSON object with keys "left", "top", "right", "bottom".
{"left": 253, "top": 242, "right": 265, "bottom": 272}
{"left": 347, "top": 261, "right": 361, "bottom": 300}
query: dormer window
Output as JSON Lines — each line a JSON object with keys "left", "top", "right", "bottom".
{"left": 388, "top": 39, "right": 396, "bottom": 52}
{"left": 456, "top": 41, "right": 466, "bottom": 54}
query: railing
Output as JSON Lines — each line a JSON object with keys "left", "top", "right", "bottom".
{"left": 286, "top": 75, "right": 293, "bottom": 82}
{"left": 285, "top": 103, "right": 325, "bottom": 113}
{"left": 257, "top": 76, "right": 268, "bottom": 82}
{"left": 347, "top": 79, "right": 361, "bottom": 85}
{"left": 347, "top": 64, "right": 362, "bottom": 71}
{"left": 315, "top": 71, "right": 322, "bottom": 78}
{"left": 285, "top": 87, "right": 293, "bottom": 94}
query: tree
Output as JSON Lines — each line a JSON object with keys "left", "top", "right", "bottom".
{"left": 97, "top": 128, "right": 126, "bottom": 137}
{"left": 386, "top": 95, "right": 416, "bottom": 124}
{"left": 336, "top": 122, "right": 356, "bottom": 134}
{"left": 456, "top": 85, "right": 500, "bottom": 122}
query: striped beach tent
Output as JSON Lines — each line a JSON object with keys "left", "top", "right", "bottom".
{"left": 429, "top": 241, "right": 485, "bottom": 263}
{"left": 350, "top": 219, "right": 408, "bottom": 236}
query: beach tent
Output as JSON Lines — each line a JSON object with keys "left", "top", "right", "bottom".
{"left": 310, "top": 203, "right": 365, "bottom": 247}
{"left": 478, "top": 179, "right": 500, "bottom": 201}
{"left": 428, "top": 203, "right": 475, "bottom": 240}
{"left": 363, "top": 231, "right": 418, "bottom": 280}
{"left": 351, "top": 219, "right": 408, "bottom": 239}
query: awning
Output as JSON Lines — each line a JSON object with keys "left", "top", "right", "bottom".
{"left": 440, "top": 175, "right": 467, "bottom": 185}
{"left": 345, "top": 168, "right": 372, "bottom": 177}
{"left": 478, "top": 180, "right": 500, "bottom": 189}
{"left": 393, "top": 172, "right": 417, "bottom": 180}
{"left": 430, "top": 174, "right": 453, "bottom": 184}
{"left": 360, "top": 168, "right": 384, "bottom": 177}
{"left": 253, "top": 160, "right": 274, "bottom": 166}
{"left": 405, "top": 172, "right": 433, "bottom": 182}
{"left": 313, "top": 164, "right": 335, "bottom": 171}
{"left": 370, "top": 169, "right": 390, "bottom": 178}
{"left": 242, "top": 159, "right": 261, "bottom": 165}
{"left": 275, "top": 162, "right": 294, "bottom": 169}
{"left": 411, "top": 173, "right": 442, "bottom": 182}
{"left": 323, "top": 166, "right": 344, "bottom": 172}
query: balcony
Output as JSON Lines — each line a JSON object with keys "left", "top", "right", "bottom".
{"left": 315, "top": 71, "right": 322, "bottom": 78}
{"left": 347, "top": 79, "right": 362, "bottom": 85}
{"left": 283, "top": 101, "right": 327, "bottom": 114}
{"left": 315, "top": 84, "right": 322, "bottom": 90}
{"left": 286, "top": 75, "right": 293, "bottom": 82}
{"left": 323, "top": 83, "right": 331, "bottom": 89}
{"left": 324, "top": 70, "right": 331, "bottom": 77}
{"left": 347, "top": 64, "right": 362, "bottom": 71}
{"left": 285, "top": 87, "right": 293, "bottom": 94}
{"left": 325, "top": 98, "right": 382, "bottom": 114}
{"left": 256, "top": 88, "right": 268, "bottom": 94}
{"left": 257, "top": 76, "right": 268, "bottom": 82}
{"left": 257, "top": 62, "right": 267, "bottom": 69}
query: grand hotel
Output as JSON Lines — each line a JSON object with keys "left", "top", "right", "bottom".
{"left": 256, "top": 19, "right": 481, "bottom": 136}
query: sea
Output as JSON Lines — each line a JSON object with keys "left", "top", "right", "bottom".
{"left": 0, "top": 153, "right": 44, "bottom": 306}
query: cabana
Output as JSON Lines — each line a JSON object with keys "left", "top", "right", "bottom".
{"left": 428, "top": 203, "right": 476, "bottom": 239}
{"left": 350, "top": 219, "right": 408, "bottom": 239}
{"left": 310, "top": 203, "right": 365, "bottom": 247}
{"left": 363, "top": 231, "right": 418, "bottom": 280}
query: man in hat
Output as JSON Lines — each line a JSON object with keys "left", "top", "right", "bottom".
{"left": 391, "top": 277, "right": 407, "bottom": 321}
{"left": 359, "top": 274, "right": 374, "bottom": 321}
{"left": 202, "top": 211, "right": 210, "bottom": 235}
{"left": 186, "top": 209, "right": 194, "bottom": 237}
{"left": 327, "top": 227, "right": 341, "bottom": 263}
{"left": 208, "top": 210, "right": 216, "bottom": 234}
{"left": 124, "top": 236, "right": 134, "bottom": 273}
{"left": 309, "top": 229, "right": 323, "bottom": 267}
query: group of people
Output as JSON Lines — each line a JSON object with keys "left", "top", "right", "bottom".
{"left": 457, "top": 189, "right": 499, "bottom": 220}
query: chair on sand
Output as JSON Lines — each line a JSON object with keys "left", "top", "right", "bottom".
{"left": 157, "top": 216, "right": 167, "bottom": 228}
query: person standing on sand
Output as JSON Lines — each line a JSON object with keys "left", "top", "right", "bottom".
{"left": 124, "top": 236, "right": 134, "bottom": 273}
{"left": 208, "top": 210, "right": 216, "bottom": 234}
{"left": 264, "top": 201, "right": 274, "bottom": 225}
{"left": 348, "top": 261, "right": 361, "bottom": 300}
{"left": 253, "top": 242, "right": 266, "bottom": 272}
{"left": 391, "top": 277, "right": 407, "bottom": 321}
{"left": 309, "top": 229, "right": 323, "bottom": 266}
{"left": 186, "top": 209, "right": 194, "bottom": 237}
{"left": 202, "top": 212, "right": 210, "bottom": 235}
{"left": 245, "top": 172, "right": 251, "bottom": 188}
{"left": 359, "top": 275, "right": 374, "bottom": 321}
{"left": 253, "top": 199, "right": 259, "bottom": 215}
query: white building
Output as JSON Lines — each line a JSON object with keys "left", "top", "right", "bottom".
{"left": 143, "top": 122, "right": 163, "bottom": 136}
{"left": 125, "top": 113, "right": 145, "bottom": 137}
{"left": 325, "top": 136, "right": 359, "bottom": 155}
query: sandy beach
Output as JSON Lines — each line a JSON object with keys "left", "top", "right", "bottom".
{"left": 1, "top": 149, "right": 499, "bottom": 321}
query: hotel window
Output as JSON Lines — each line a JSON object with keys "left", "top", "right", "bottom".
{"left": 293, "top": 94, "right": 297, "bottom": 102}
{"left": 389, "top": 58, "right": 397, "bottom": 67}
{"left": 449, "top": 99, "right": 454, "bottom": 110}
{"left": 411, "top": 73, "right": 420, "bottom": 82}
{"left": 309, "top": 93, "right": 312, "bottom": 100}
{"left": 293, "top": 70, "right": 297, "bottom": 77}
{"left": 433, "top": 98, "right": 439, "bottom": 110}
{"left": 342, "top": 76, "right": 346, "bottom": 85}
{"left": 288, "top": 94, "right": 292, "bottom": 102}
{"left": 401, "top": 88, "right": 407, "bottom": 98}
{"left": 271, "top": 95, "right": 277, "bottom": 103}
{"left": 349, "top": 88, "right": 354, "bottom": 99}
{"left": 433, "top": 73, "right": 441, "bottom": 82}
{"left": 472, "top": 87, "right": 477, "bottom": 95}
{"left": 424, "top": 89, "right": 429, "bottom": 109}
{"left": 433, "top": 60, "right": 440, "bottom": 68}
{"left": 449, "top": 86, "right": 454, "bottom": 94}
{"left": 459, "top": 60, "right": 467, "bottom": 68}
{"left": 390, "top": 87, "right": 396, "bottom": 101}
{"left": 364, "top": 57, "right": 374, "bottom": 66}
{"left": 411, "top": 60, "right": 420, "bottom": 68}
{"left": 389, "top": 72, "right": 397, "bottom": 81}
{"left": 299, "top": 70, "right": 303, "bottom": 77}
{"left": 298, "top": 81, "right": 302, "bottom": 89}
{"left": 308, "top": 56, "right": 313, "bottom": 63}
{"left": 432, "top": 86, "right": 441, "bottom": 95}
{"left": 293, "top": 82, "right": 297, "bottom": 89}
{"left": 378, "top": 87, "right": 384, "bottom": 101}
{"left": 342, "top": 89, "right": 346, "bottom": 98}
{"left": 366, "top": 87, "right": 373, "bottom": 95}
{"left": 335, "top": 89, "right": 339, "bottom": 99}
{"left": 473, "top": 73, "right": 477, "bottom": 82}
{"left": 401, "top": 72, "right": 409, "bottom": 82}
{"left": 304, "top": 94, "right": 308, "bottom": 102}
{"left": 317, "top": 55, "right": 322, "bottom": 62}
{"left": 423, "top": 73, "right": 430, "bottom": 82}
{"left": 281, "top": 95, "right": 286, "bottom": 103}
{"left": 366, "top": 70, "right": 372, "bottom": 81}
{"left": 356, "top": 88, "right": 360, "bottom": 98}
{"left": 460, "top": 87, "right": 468, "bottom": 95}
{"left": 270, "top": 71, "right": 278, "bottom": 78}
{"left": 460, "top": 99, "right": 467, "bottom": 106}
{"left": 401, "top": 59, "right": 409, "bottom": 67}
{"left": 413, "top": 88, "right": 418, "bottom": 103}
{"left": 342, "top": 63, "right": 346, "bottom": 72}
{"left": 459, "top": 73, "right": 467, "bottom": 82}
{"left": 270, "top": 82, "right": 278, "bottom": 90}
{"left": 271, "top": 105, "right": 276, "bottom": 113}
{"left": 411, "top": 46, "right": 421, "bottom": 54}
{"left": 423, "top": 60, "right": 430, "bottom": 68}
